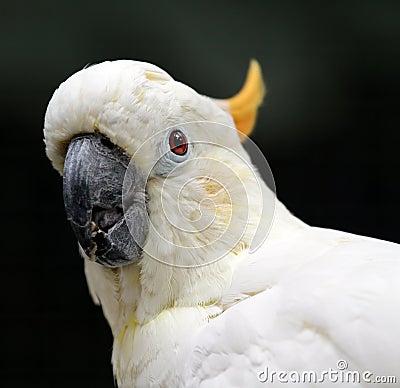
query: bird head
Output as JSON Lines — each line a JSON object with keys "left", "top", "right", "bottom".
{"left": 44, "top": 60, "right": 272, "bottom": 314}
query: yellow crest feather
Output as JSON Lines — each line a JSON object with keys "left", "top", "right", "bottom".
{"left": 212, "top": 59, "right": 266, "bottom": 139}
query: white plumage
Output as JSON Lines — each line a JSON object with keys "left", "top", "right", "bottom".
{"left": 44, "top": 60, "right": 400, "bottom": 387}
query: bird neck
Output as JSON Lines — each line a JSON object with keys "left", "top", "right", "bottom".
{"left": 111, "top": 303, "right": 214, "bottom": 387}
{"left": 106, "top": 255, "right": 234, "bottom": 386}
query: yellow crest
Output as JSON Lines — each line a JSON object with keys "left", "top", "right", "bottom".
{"left": 212, "top": 59, "right": 266, "bottom": 139}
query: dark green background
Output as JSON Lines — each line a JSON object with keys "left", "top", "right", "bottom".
{"left": 2, "top": 0, "right": 399, "bottom": 386}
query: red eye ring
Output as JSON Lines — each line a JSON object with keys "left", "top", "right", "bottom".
{"left": 169, "top": 129, "right": 188, "bottom": 156}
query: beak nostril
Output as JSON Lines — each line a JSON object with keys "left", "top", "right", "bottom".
{"left": 92, "top": 206, "right": 123, "bottom": 233}
{"left": 100, "top": 137, "right": 115, "bottom": 150}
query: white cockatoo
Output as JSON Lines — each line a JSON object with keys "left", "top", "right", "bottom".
{"left": 44, "top": 60, "right": 400, "bottom": 387}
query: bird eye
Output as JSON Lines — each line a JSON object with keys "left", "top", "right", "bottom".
{"left": 169, "top": 130, "right": 188, "bottom": 156}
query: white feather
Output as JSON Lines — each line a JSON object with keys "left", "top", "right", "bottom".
{"left": 44, "top": 60, "right": 400, "bottom": 387}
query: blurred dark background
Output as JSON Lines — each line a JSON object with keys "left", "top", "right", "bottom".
{"left": 1, "top": 0, "right": 399, "bottom": 386}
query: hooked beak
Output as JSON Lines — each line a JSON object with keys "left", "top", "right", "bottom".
{"left": 63, "top": 134, "right": 148, "bottom": 267}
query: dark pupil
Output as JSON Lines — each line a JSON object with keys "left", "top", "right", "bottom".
{"left": 173, "top": 132, "right": 183, "bottom": 148}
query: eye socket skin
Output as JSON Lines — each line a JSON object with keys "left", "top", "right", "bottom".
{"left": 169, "top": 129, "right": 188, "bottom": 156}
{"left": 153, "top": 128, "right": 190, "bottom": 176}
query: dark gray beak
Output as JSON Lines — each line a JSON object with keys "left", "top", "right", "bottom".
{"left": 63, "top": 134, "right": 148, "bottom": 267}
